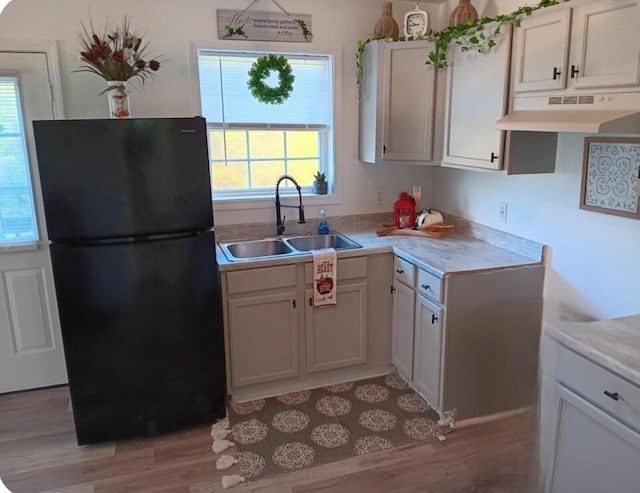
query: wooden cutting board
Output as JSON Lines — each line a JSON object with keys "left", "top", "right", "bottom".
{"left": 376, "top": 222, "right": 455, "bottom": 238}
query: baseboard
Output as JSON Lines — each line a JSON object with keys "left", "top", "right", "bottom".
{"left": 455, "top": 406, "right": 533, "bottom": 429}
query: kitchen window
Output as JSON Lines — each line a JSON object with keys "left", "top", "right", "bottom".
{"left": 0, "top": 77, "right": 38, "bottom": 245}
{"left": 197, "top": 50, "right": 334, "bottom": 200}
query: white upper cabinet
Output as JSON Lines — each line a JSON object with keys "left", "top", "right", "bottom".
{"left": 359, "top": 40, "right": 436, "bottom": 165}
{"left": 513, "top": 0, "right": 640, "bottom": 93}
{"left": 571, "top": 0, "right": 640, "bottom": 89}
{"left": 443, "top": 27, "right": 511, "bottom": 170}
{"left": 513, "top": 9, "right": 572, "bottom": 92}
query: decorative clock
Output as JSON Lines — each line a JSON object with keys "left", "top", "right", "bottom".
{"left": 403, "top": 3, "right": 430, "bottom": 38}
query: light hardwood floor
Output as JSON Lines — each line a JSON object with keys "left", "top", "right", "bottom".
{"left": 0, "top": 386, "right": 540, "bottom": 493}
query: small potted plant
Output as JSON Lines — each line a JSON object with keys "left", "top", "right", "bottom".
{"left": 312, "top": 171, "right": 328, "bottom": 195}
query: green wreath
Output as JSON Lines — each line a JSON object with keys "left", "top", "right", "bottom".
{"left": 247, "top": 54, "right": 295, "bottom": 105}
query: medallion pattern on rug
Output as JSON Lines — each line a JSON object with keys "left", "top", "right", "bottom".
{"left": 225, "top": 372, "right": 450, "bottom": 481}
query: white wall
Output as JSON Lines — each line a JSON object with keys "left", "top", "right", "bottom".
{"left": 435, "top": 0, "right": 640, "bottom": 322}
{"left": 0, "top": 0, "right": 436, "bottom": 226}
{"left": 5, "top": 0, "right": 635, "bottom": 322}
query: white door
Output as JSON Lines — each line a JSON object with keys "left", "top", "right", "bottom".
{"left": 512, "top": 8, "right": 572, "bottom": 93}
{"left": 382, "top": 40, "right": 436, "bottom": 163}
{"left": 570, "top": 0, "right": 640, "bottom": 89}
{"left": 391, "top": 279, "right": 415, "bottom": 381}
{"left": 443, "top": 25, "right": 511, "bottom": 170}
{"left": 413, "top": 295, "right": 442, "bottom": 408}
{"left": 0, "top": 47, "right": 67, "bottom": 393}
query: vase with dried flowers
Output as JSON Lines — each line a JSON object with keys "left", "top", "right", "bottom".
{"left": 76, "top": 18, "right": 163, "bottom": 118}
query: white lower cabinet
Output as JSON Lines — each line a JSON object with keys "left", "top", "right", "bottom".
{"left": 391, "top": 279, "right": 415, "bottom": 380}
{"left": 222, "top": 253, "right": 393, "bottom": 399}
{"left": 391, "top": 255, "right": 544, "bottom": 423}
{"left": 413, "top": 295, "right": 442, "bottom": 409}
{"left": 540, "top": 334, "right": 640, "bottom": 493}
{"left": 228, "top": 291, "right": 299, "bottom": 387}
{"left": 304, "top": 281, "right": 367, "bottom": 373}
{"left": 226, "top": 264, "right": 299, "bottom": 388}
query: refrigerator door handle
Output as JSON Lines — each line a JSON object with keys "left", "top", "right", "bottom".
{"left": 56, "top": 228, "right": 214, "bottom": 247}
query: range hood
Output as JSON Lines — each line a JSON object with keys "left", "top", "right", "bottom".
{"left": 496, "top": 92, "right": 640, "bottom": 134}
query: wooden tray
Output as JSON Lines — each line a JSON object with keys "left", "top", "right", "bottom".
{"left": 376, "top": 222, "right": 455, "bottom": 238}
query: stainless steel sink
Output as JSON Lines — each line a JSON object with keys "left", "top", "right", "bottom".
{"left": 220, "top": 239, "right": 294, "bottom": 261}
{"left": 219, "top": 232, "right": 361, "bottom": 262}
{"left": 283, "top": 233, "right": 360, "bottom": 252}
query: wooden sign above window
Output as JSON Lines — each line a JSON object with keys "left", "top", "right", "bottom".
{"left": 217, "top": 9, "right": 312, "bottom": 42}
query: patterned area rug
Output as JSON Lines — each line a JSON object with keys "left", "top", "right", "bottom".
{"left": 225, "top": 371, "right": 452, "bottom": 481}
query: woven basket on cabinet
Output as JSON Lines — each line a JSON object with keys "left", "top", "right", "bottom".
{"left": 374, "top": 2, "right": 399, "bottom": 38}
{"left": 450, "top": 0, "right": 478, "bottom": 27}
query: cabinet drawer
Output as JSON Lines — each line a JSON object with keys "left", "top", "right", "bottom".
{"left": 227, "top": 264, "right": 296, "bottom": 295}
{"left": 304, "top": 256, "right": 367, "bottom": 284}
{"left": 558, "top": 347, "right": 640, "bottom": 432}
{"left": 394, "top": 256, "right": 416, "bottom": 286}
{"left": 417, "top": 268, "right": 443, "bottom": 303}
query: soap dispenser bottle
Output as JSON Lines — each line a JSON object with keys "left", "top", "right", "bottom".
{"left": 318, "top": 208, "right": 329, "bottom": 235}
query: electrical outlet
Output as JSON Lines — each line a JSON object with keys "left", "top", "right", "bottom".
{"left": 375, "top": 188, "right": 385, "bottom": 205}
{"left": 498, "top": 202, "right": 508, "bottom": 223}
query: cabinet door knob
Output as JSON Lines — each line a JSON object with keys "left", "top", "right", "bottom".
{"left": 570, "top": 65, "right": 580, "bottom": 78}
{"left": 383, "top": 145, "right": 387, "bottom": 154}
{"left": 390, "top": 286, "right": 396, "bottom": 294}
{"left": 552, "top": 67, "right": 561, "bottom": 80}
{"left": 431, "top": 314, "right": 439, "bottom": 324}
{"left": 490, "top": 152, "right": 499, "bottom": 163}
{"left": 421, "top": 284, "right": 430, "bottom": 290}
{"left": 308, "top": 297, "right": 313, "bottom": 307}
{"left": 603, "top": 390, "right": 619, "bottom": 401}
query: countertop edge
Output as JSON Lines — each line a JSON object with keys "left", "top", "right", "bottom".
{"left": 544, "top": 320, "right": 640, "bottom": 388}
{"left": 217, "top": 228, "right": 543, "bottom": 277}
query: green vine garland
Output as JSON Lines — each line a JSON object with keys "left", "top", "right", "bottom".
{"left": 295, "top": 19, "right": 313, "bottom": 41}
{"left": 356, "top": 0, "right": 570, "bottom": 99}
{"left": 223, "top": 24, "right": 247, "bottom": 39}
{"left": 247, "top": 54, "right": 295, "bottom": 105}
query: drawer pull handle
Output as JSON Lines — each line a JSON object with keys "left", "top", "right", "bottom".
{"left": 603, "top": 391, "right": 619, "bottom": 401}
{"left": 396, "top": 269, "right": 404, "bottom": 274}
{"left": 421, "top": 284, "right": 431, "bottom": 290}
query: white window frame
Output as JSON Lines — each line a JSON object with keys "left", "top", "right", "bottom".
{"left": 196, "top": 49, "right": 335, "bottom": 202}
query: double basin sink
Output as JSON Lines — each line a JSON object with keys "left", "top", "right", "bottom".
{"left": 219, "top": 232, "right": 362, "bottom": 262}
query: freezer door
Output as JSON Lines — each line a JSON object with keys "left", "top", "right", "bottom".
{"left": 34, "top": 117, "right": 213, "bottom": 240}
{"left": 50, "top": 230, "right": 225, "bottom": 445}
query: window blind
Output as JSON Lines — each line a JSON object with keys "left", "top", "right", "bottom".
{"left": 198, "top": 51, "right": 332, "bottom": 127}
{"left": 0, "top": 77, "right": 38, "bottom": 245}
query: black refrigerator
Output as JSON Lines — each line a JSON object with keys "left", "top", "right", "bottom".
{"left": 32, "top": 117, "right": 226, "bottom": 445}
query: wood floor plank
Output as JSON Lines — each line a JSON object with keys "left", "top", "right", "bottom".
{"left": 0, "top": 386, "right": 539, "bottom": 493}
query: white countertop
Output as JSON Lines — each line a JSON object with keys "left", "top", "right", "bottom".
{"left": 216, "top": 227, "right": 542, "bottom": 277}
{"left": 544, "top": 315, "right": 640, "bottom": 387}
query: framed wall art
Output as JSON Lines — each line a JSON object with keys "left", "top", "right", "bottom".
{"left": 580, "top": 137, "right": 640, "bottom": 219}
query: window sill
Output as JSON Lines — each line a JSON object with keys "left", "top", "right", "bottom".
{"left": 213, "top": 193, "right": 343, "bottom": 211}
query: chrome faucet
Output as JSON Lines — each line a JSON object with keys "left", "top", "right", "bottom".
{"left": 275, "top": 175, "right": 306, "bottom": 235}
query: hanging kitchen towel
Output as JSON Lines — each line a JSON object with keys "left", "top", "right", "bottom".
{"left": 313, "top": 248, "right": 337, "bottom": 307}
